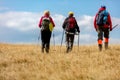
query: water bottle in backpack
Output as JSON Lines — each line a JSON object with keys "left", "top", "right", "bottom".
{"left": 96, "top": 10, "right": 108, "bottom": 26}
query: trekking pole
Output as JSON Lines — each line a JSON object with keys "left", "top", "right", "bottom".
{"left": 36, "top": 30, "right": 41, "bottom": 52}
{"left": 52, "top": 31, "right": 56, "bottom": 51}
{"left": 112, "top": 24, "right": 119, "bottom": 30}
{"left": 60, "top": 30, "right": 65, "bottom": 51}
{"left": 78, "top": 33, "right": 80, "bottom": 52}
{"left": 37, "top": 30, "right": 41, "bottom": 46}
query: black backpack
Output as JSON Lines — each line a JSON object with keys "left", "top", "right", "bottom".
{"left": 96, "top": 10, "right": 108, "bottom": 26}
{"left": 41, "top": 17, "right": 50, "bottom": 31}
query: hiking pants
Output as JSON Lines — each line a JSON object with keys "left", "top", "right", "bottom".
{"left": 41, "top": 30, "right": 52, "bottom": 50}
{"left": 97, "top": 26, "right": 109, "bottom": 42}
{"left": 66, "top": 33, "right": 75, "bottom": 50}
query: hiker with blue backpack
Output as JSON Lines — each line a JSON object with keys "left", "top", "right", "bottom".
{"left": 38, "top": 10, "right": 55, "bottom": 53}
{"left": 94, "top": 6, "right": 112, "bottom": 51}
{"left": 62, "top": 12, "right": 80, "bottom": 53}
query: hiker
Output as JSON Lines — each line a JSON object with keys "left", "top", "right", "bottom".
{"left": 38, "top": 10, "right": 55, "bottom": 53}
{"left": 94, "top": 6, "right": 112, "bottom": 51}
{"left": 62, "top": 11, "right": 80, "bottom": 53}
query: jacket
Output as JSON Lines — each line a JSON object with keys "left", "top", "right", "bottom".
{"left": 38, "top": 15, "right": 55, "bottom": 28}
{"left": 62, "top": 16, "right": 80, "bottom": 33}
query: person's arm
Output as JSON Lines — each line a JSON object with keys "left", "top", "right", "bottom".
{"left": 62, "top": 18, "right": 68, "bottom": 29}
{"left": 107, "top": 13, "right": 112, "bottom": 31}
{"left": 38, "top": 16, "right": 43, "bottom": 28}
{"left": 94, "top": 13, "right": 98, "bottom": 31}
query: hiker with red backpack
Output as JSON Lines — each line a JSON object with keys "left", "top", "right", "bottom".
{"left": 94, "top": 6, "right": 112, "bottom": 51}
{"left": 38, "top": 10, "right": 55, "bottom": 53}
{"left": 62, "top": 12, "right": 80, "bottom": 53}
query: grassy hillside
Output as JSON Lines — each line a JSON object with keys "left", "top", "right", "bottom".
{"left": 0, "top": 43, "right": 120, "bottom": 80}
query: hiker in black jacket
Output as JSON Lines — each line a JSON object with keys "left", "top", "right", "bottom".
{"left": 62, "top": 11, "right": 80, "bottom": 53}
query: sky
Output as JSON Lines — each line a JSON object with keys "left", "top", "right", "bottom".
{"left": 0, "top": 0, "right": 120, "bottom": 45}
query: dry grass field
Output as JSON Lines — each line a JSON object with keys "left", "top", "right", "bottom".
{"left": 0, "top": 43, "right": 120, "bottom": 80}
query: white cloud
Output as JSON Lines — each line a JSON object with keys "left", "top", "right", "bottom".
{"left": 0, "top": 11, "right": 120, "bottom": 44}
{"left": 80, "top": 34, "right": 96, "bottom": 41}
{"left": 52, "top": 14, "right": 65, "bottom": 31}
{"left": 110, "top": 38, "right": 120, "bottom": 44}
{"left": 112, "top": 17, "right": 120, "bottom": 26}
{"left": 77, "top": 15, "right": 94, "bottom": 32}
{"left": 0, "top": 11, "right": 41, "bottom": 31}
{"left": 78, "top": 15, "right": 93, "bottom": 26}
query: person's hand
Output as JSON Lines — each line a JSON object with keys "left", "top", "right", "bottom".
{"left": 96, "top": 28, "right": 98, "bottom": 32}
{"left": 110, "top": 28, "right": 112, "bottom": 31}
{"left": 95, "top": 25, "right": 99, "bottom": 31}
{"left": 76, "top": 31, "right": 80, "bottom": 35}
{"left": 95, "top": 28, "right": 97, "bottom": 31}
{"left": 39, "top": 25, "right": 41, "bottom": 28}
{"left": 78, "top": 30, "right": 80, "bottom": 33}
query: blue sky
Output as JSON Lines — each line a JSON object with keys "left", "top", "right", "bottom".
{"left": 0, "top": 0, "right": 120, "bottom": 44}
{"left": 1, "top": 0, "right": 120, "bottom": 17}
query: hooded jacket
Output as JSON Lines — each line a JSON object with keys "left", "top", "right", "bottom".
{"left": 38, "top": 14, "right": 55, "bottom": 28}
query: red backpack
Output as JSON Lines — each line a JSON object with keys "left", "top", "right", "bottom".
{"left": 67, "top": 17, "right": 76, "bottom": 30}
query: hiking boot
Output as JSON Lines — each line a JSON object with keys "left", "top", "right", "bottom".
{"left": 69, "top": 47, "right": 72, "bottom": 52}
{"left": 66, "top": 47, "right": 70, "bottom": 53}
{"left": 66, "top": 47, "right": 72, "bottom": 53}
{"left": 41, "top": 47, "right": 44, "bottom": 53}
{"left": 41, "top": 44, "right": 45, "bottom": 53}
{"left": 98, "top": 44, "right": 102, "bottom": 51}
{"left": 45, "top": 48, "right": 49, "bottom": 53}
{"left": 105, "top": 42, "right": 108, "bottom": 50}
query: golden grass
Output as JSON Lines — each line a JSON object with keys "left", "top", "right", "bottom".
{"left": 0, "top": 43, "right": 120, "bottom": 80}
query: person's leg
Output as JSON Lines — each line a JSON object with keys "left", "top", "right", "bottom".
{"left": 41, "top": 30, "right": 45, "bottom": 53}
{"left": 69, "top": 35, "right": 74, "bottom": 51}
{"left": 66, "top": 34, "right": 70, "bottom": 53}
{"left": 97, "top": 26, "right": 103, "bottom": 51}
{"left": 45, "top": 31, "right": 52, "bottom": 53}
{"left": 104, "top": 28, "right": 109, "bottom": 50}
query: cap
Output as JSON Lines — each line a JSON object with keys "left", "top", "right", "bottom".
{"left": 68, "top": 11, "right": 74, "bottom": 16}
{"left": 101, "top": 5, "right": 106, "bottom": 9}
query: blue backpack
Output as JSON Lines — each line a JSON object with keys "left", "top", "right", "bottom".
{"left": 96, "top": 10, "right": 108, "bottom": 26}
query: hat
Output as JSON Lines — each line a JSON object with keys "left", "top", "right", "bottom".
{"left": 68, "top": 11, "right": 74, "bottom": 16}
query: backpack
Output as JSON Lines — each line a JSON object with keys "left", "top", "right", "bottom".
{"left": 66, "top": 17, "right": 76, "bottom": 31}
{"left": 41, "top": 17, "right": 50, "bottom": 31}
{"left": 96, "top": 10, "right": 108, "bottom": 26}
